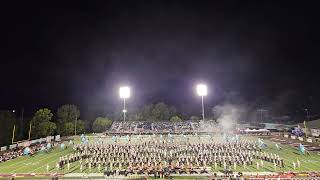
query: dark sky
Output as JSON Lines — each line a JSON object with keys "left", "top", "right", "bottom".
{"left": 1, "top": 1, "right": 320, "bottom": 120}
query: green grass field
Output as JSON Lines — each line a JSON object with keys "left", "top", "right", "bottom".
{"left": 0, "top": 134, "right": 320, "bottom": 175}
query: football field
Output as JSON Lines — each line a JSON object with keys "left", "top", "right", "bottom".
{"left": 0, "top": 134, "right": 320, "bottom": 175}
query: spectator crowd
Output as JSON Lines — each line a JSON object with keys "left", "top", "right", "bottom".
{"left": 108, "top": 120, "right": 220, "bottom": 134}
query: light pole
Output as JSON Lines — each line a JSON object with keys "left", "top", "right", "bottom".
{"left": 11, "top": 109, "right": 16, "bottom": 144}
{"left": 74, "top": 114, "right": 77, "bottom": 136}
{"left": 257, "top": 109, "right": 268, "bottom": 123}
{"left": 304, "top": 108, "right": 310, "bottom": 138}
{"left": 305, "top": 108, "right": 310, "bottom": 121}
{"left": 119, "top": 86, "right": 130, "bottom": 122}
{"left": 196, "top": 84, "right": 207, "bottom": 121}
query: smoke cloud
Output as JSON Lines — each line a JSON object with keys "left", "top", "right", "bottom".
{"left": 213, "top": 103, "right": 247, "bottom": 132}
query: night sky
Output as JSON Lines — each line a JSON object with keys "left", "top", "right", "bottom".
{"left": 1, "top": 1, "right": 319, "bottom": 120}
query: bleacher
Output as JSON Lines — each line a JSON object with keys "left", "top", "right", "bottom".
{"left": 107, "top": 120, "right": 220, "bottom": 134}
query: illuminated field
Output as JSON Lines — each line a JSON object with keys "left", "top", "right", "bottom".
{"left": 0, "top": 134, "right": 320, "bottom": 175}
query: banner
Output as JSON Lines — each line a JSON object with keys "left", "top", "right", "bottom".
{"left": 311, "top": 129, "right": 320, "bottom": 137}
{"left": 9, "top": 144, "right": 17, "bottom": 149}
{"left": 55, "top": 135, "right": 61, "bottom": 141}
{"left": 307, "top": 138, "right": 313, "bottom": 143}
{"left": 0, "top": 146, "right": 7, "bottom": 151}
{"left": 46, "top": 136, "right": 51, "bottom": 142}
{"left": 23, "top": 141, "right": 30, "bottom": 147}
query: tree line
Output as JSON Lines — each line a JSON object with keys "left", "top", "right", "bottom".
{"left": 28, "top": 104, "right": 116, "bottom": 139}
{"left": 0, "top": 105, "right": 110, "bottom": 146}
{"left": 0, "top": 102, "right": 201, "bottom": 146}
{"left": 118, "top": 102, "right": 183, "bottom": 122}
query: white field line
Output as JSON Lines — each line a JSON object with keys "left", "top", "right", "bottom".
{"left": 279, "top": 155, "right": 314, "bottom": 172}
{"left": 1, "top": 154, "right": 50, "bottom": 172}
{"left": 27, "top": 150, "right": 70, "bottom": 173}
{"left": 2, "top": 148, "right": 63, "bottom": 169}
{"left": 0, "top": 154, "right": 48, "bottom": 168}
{"left": 9, "top": 154, "right": 58, "bottom": 173}
{"left": 273, "top": 147, "right": 316, "bottom": 172}
{"left": 0, "top": 154, "right": 40, "bottom": 168}
{"left": 283, "top": 146, "right": 319, "bottom": 171}
{"left": 265, "top": 139, "right": 319, "bottom": 171}
{"left": 9, "top": 150, "right": 67, "bottom": 173}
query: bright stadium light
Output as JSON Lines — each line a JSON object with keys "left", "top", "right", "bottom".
{"left": 197, "top": 84, "right": 207, "bottom": 96}
{"left": 119, "top": 86, "right": 130, "bottom": 122}
{"left": 196, "top": 84, "right": 207, "bottom": 121}
{"left": 119, "top": 86, "right": 130, "bottom": 99}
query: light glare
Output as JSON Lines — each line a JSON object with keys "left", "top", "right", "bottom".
{"left": 119, "top": 86, "right": 130, "bottom": 98}
{"left": 197, "top": 84, "right": 207, "bottom": 96}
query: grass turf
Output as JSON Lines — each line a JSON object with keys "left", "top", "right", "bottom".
{"left": 0, "top": 135, "right": 320, "bottom": 174}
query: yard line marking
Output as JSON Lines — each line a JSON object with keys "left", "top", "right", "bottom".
{"left": 9, "top": 150, "right": 68, "bottom": 174}
{"left": 277, "top": 144, "right": 319, "bottom": 170}
{"left": 28, "top": 150, "right": 70, "bottom": 173}
{"left": 265, "top": 139, "right": 317, "bottom": 172}
{"left": 0, "top": 155, "right": 36, "bottom": 168}
{"left": 6, "top": 152, "right": 55, "bottom": 173}
{"left": 1, "top": 149, "right": 63, "bottom": 169}
{"left": 8, "top": 153, "right": 58, "bottom": 173}
{"left": 27, "top": 149, "right": 72, "bottom": 173}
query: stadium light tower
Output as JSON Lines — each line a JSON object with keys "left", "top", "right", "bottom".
{"left": 196, "top": 84, "right": 208, "bottom": 121}
{"left": 119, "top": 86, "right": 130, "bottom": 122}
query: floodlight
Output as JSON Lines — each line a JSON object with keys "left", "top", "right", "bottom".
{"left": 196, "top": 83, "right": 208, "bottom": 121}
{"left": 119, "top": 86, "right": 130, "bottom": 122}
{"left": 196, "top": 84, "right": 207, "bottom": 96}
{"left": 119, "top": 86, "right": 130, "bottom": 99}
